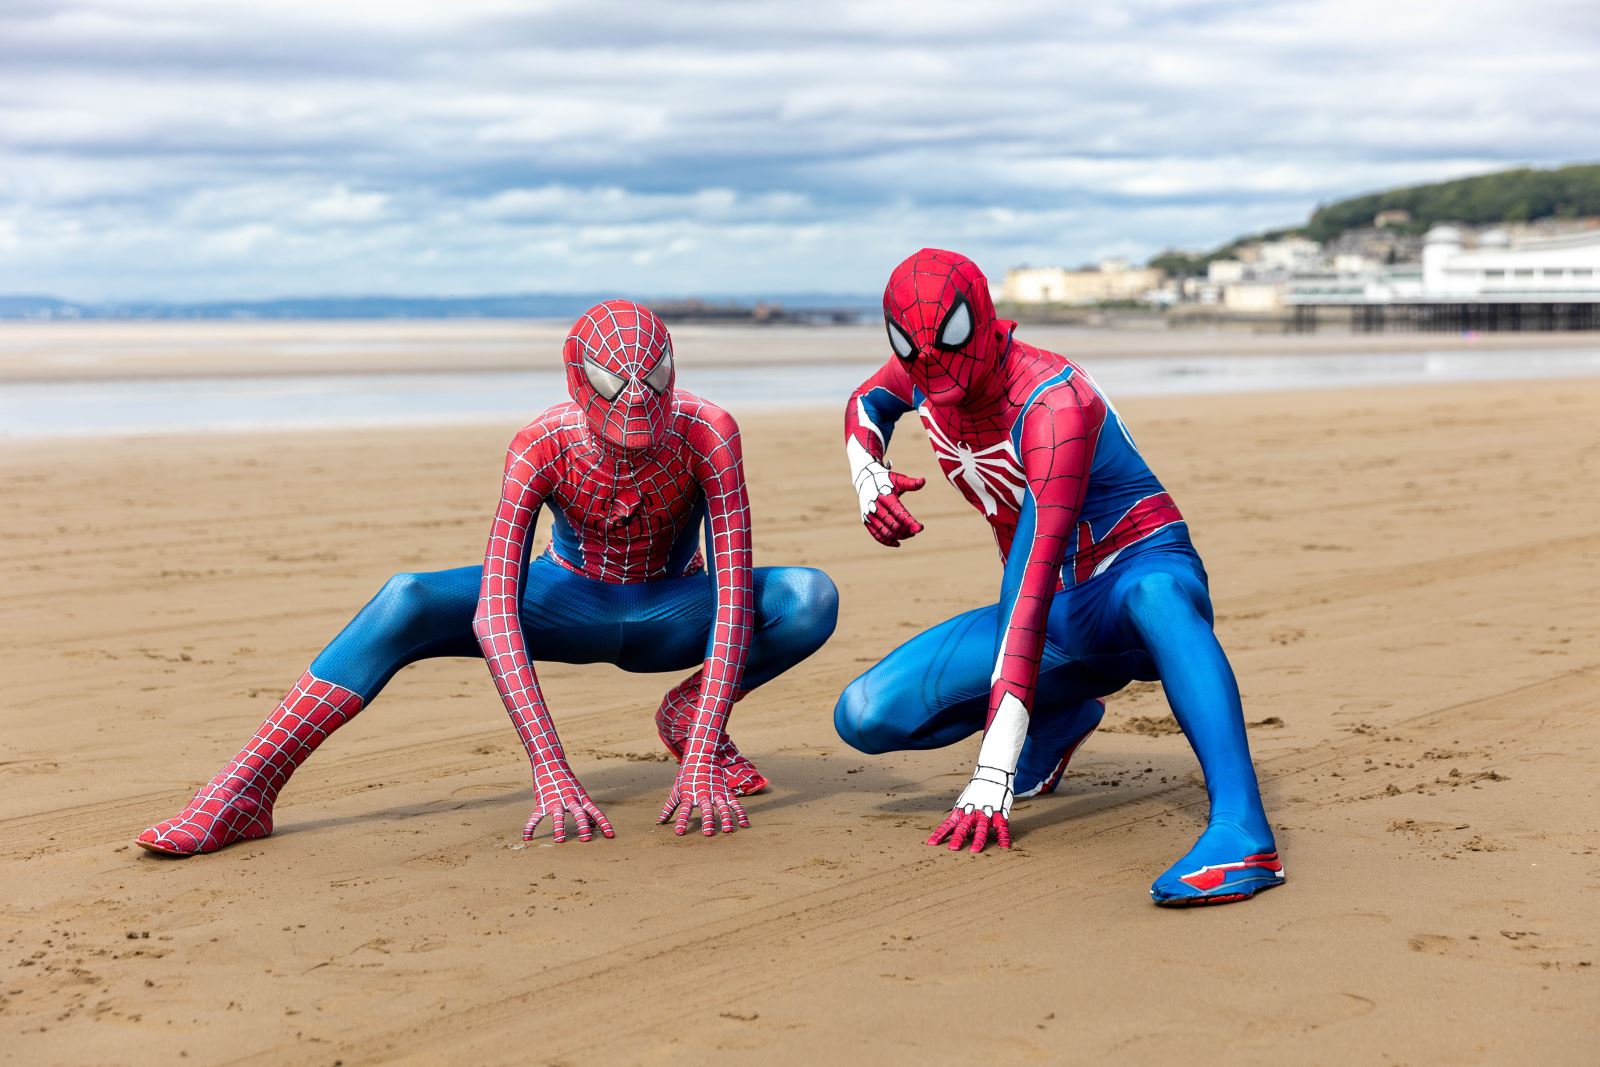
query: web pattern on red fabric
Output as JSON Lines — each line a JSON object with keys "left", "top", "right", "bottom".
{"left": 565, "top": 300, "right": 676, "bottom": 451}
{"left": 473, "top": 389, "right": 754, "bottom": 818}
{"left": 137, "top": 672, "right": 362, "bottom": 854}
{"left": 526, "top": 403, "right": 710, "bottom": 583}
{"left": 881, "top": 247, "right": 1008, "bottom": 407}
{"left": 991, "top": 370, "right": 1106, "bottom": 718}
{"left": 847, "top": 336, "right": 1118, "bottom": 564}
{"left": 141, "top": 303, "right": 763, "bottom": 850}
{"left": 654, "top": 674, "right": 768, "bottom": 795}
{"left": 850, "top": 250, "right": 1170, "bottom": 730}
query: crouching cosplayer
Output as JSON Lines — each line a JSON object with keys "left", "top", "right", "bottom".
{"left": 140, "top": 300, "right": 838, "bottom": 854}
{"left": 833, "top": 250, "right": 1282, "bottom": 906}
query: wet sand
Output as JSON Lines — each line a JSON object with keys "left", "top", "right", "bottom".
{"left": 4, "top": 319, "right": 1600, "bottom": 382}
{"left": 1, "top": 378, "right": 1597, "bottom": 1064}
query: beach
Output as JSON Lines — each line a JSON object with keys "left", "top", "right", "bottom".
{"left": 7, "top": 319, "right": 1600, "bottom": 382}
{"left": 1, "top": 327, "right": 1597, "bottom": 1064}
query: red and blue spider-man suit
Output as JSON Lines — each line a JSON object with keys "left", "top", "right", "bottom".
{"left": 138, "top": 300, "right": 838, "bottom": 854}
{"left": 834, "top": 249, "right": 1282, "bottom": 906}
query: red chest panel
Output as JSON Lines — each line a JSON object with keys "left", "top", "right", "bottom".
{"left": 917, "top": 403, "right": 1027, "bottom": 551}
{"left": 545, "top": 428, "right": 705, "bottom": 582}
{"left": 910, "top": 342, "right": 1101, "bottom": 561}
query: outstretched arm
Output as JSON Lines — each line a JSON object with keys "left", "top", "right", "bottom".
{"left": 472, "top": 431, "right": 613, "bottom": 843}
{"left": 929, "top": 377, "right": 1106, "bottom": 853}
{"left": 845, "top": 361, "right": 926, "bottom": 547}
{"left": 659, "top": 408, "right": 756, "bottom": 836}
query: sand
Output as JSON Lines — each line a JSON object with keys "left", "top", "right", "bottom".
{"left": 2, "top": 374, "right": 1598, "bottom": 1065}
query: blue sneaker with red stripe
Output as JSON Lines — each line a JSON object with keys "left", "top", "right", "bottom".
{"left": 1151, "top": 819, "right": 1284, "bottom": 906}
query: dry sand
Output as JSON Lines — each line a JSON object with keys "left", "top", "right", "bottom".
{"left": 2, "top": 376, "right": 1598, "bottom": 1064}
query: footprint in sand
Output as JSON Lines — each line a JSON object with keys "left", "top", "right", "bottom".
{"left": 334, "top": 889, "right": 416, "bottom": 915}
{"left": 449, "top": 783, "right": 516, "bottom": 799}
{"left": 1279, "top": 911, "right": 1391, "bottom": 934}
{"left": 1407, "top": 933, "right": 1457, "bottom": 955}
{"left": 403, "top": 848, "right": 471, "bottom": 870}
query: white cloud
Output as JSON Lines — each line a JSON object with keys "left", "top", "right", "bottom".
{"left": 0, "top": 0, "right": 1596, "bottom": 299}
{"left": 201, "top": 223, "right": 278, "bottom": 257}
{"left": 305, "top": 185, "right": 389, "bottom": 222}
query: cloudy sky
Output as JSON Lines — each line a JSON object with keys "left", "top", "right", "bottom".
{"left": 2, "top": 0, "right": 1597, "bottom": 301}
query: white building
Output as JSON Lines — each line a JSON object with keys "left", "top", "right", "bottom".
{"left": 1289, "top": 224, "right": 1600, "bottom": 309}
{"left": 1420, "top": 225, "right": 1600, "bottom": 297}
{"left": 1255, "top": 236, "right": 1322, "bottom": 272}
{"left": 1207, "top": 259, "right": 1246, "bottom": 284}
{"left": 1332, "top": 252, "right": 1378, "bottom": 275}
{"left": 1222, "top": 282, "right": 1286, "bottom": 313}
{"left": 998, "top": 267, "right": 1063, "bottom": 304}
{"left": 1000, "top": 260, "right": 1166, "bottom": 305}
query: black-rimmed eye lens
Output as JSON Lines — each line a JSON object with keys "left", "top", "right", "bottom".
{"left": 642, "top": 343, "right": 673, "bottom": 394}
{"left": 886, "top": 318, "right": 915, "bottom": 360}
{"left": 583, "top": 358, "right": 626, "bottom": 401}
{"left": 936, "top": 298, "right": 972, "bottom": 349}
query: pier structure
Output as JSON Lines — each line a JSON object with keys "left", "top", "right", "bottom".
{"left": 1288, "top": 225, "right": 1600, "bottom": 332}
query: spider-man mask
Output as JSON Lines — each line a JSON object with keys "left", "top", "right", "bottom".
{"left": 882, "top": 248, "right": 1009, "bottom": 407}
{"left": 564, "top": 299, "right": 676, "bottom": 451}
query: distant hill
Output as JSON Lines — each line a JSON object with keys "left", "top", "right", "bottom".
{"left": 1304, "top": 163, "right": 1600, "bottom": 242}
{"left": 1150, "top": 162, "right": 1600, "bottom": 273}
{"left": 0, "top": 292, "right": 877, "bottom": 322}
{"left": 0, "top": 295, "right": 82, "bottom": 318}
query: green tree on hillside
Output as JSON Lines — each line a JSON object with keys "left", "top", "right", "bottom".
{"left": 1304, "top": 163, "right": 1600, "bottom": 241}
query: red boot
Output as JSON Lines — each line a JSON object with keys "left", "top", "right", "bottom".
{"left": 654, "top": 673, "right": 769, "bottom": 795}
{"left": 137, "top": 672, "right": 363, "bottom": 856}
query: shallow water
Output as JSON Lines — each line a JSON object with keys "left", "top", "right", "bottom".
{"left": 4, "top": 347, "right": 1599, "bottom": 438}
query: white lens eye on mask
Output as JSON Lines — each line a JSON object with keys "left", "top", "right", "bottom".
{"left": 938, "top": 299, "right": 972, "bottom": 348}
{"left": 642, "top": 343, "right": 673, "bottom": 394}
{"left": 584, "top": 358, "right": 626, "bottom": 401}
{"left": 886, "top": 318, "right": 914, "bottom": 360}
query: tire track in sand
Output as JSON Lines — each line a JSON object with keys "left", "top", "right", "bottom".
{"left": 7, "top": 530, "right": 1591, "bottom": 859}
{"left": 236, "top": 665, "right": 1595, "bottom": 1066}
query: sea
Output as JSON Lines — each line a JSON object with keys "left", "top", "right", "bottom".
{"left": 4, "top": 344, "right": 1600, "bottom": 438}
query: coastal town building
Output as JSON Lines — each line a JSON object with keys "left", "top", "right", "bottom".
{"left": 1287, "top": 223, "right": 1600, "bottom": 330}
{"left": 1254, "top": 236, "right": 1321, "bottom": 272}
{"left": 1206, "top": 259, "right": 1246, "bottom": 285}
{"left": 1286, "top": 225, "right": 1600, "bottom": 303}
{"left": 1004, "top": 213, "right": 1600, "bottom": 329}
{"left": 1222, "top": 282, "right": 1287, "bottom": 313}
{"left": 1000, "top": 260, "right": 1165, "bottom": 305}
{"left": 1419, "top": 226, "right": 1600, "bottom": 296}
{"left": 1332, "top": 253, "right": 1378, "bottom": 274}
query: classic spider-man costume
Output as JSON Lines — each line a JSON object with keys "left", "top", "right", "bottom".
{"left": 834, "top": 249, "right": 1282, "bottom": 905}
{"left": 139, "top": 300, "right": 838, "bottom": 854}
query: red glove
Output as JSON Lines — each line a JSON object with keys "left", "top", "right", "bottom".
{"left": 657, "top": 756, "right": 750, "bottom": 838}
{"left": 854, "top": 460, "right": 926, "bottom": 548}
{"left": 523, "top": 761, "right": 615, "bottom": 843}
{"left": 925, "top": 764, "right": 1015, "bottom": 854}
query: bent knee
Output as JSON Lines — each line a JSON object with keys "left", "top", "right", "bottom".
{"left": 1120, "top": 570, "right": 1205, "bottom": 629}
{"left": 371, "top": 570, "right": 475, "bottom": 634}
{"left": 834, "top": 677, "right": 896, "bottom": 755}
{"left": 790, "top": 567, "right": 840, "bottom": 637}
{"left": 762, "top": 567, "right": 840, "bottom": 652}
{"left": 374, "top": 571, "right": 431, "bottom": 622}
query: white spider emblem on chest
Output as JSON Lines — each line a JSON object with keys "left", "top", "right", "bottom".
{"left": 919, "top": 404, "right": 1026, "bottom": 517}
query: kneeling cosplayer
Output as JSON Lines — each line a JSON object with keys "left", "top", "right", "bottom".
{"left": 835, "top": 249, "right": 1283, "bottom": 906}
